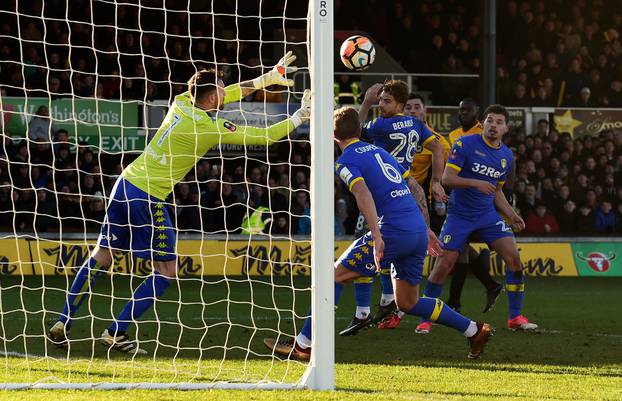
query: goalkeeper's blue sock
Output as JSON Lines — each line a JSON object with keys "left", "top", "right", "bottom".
{"left": 59, "top": 257, "right": 106, "bottom": 328}
{"left": 506, "top": 270, "right": 525, "bottom": 319}
{"left": 408, "top": 297, "right": 472, "bottom": 334}
{"left": 353, "top": 277, "right": 373, "bottom": 319}
{"left": 419, "top": 280, "right": 443, "bottom": 324}
{"left": 108, "top": 272, "right": 170, "bottom": 335}
{"left": 298, "top": 282, "right": 344, "bottom": 346}
{"left": 379, "top": 270, "right": 394, "bottom": 305}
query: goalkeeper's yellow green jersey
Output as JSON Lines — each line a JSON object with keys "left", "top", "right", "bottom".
{"left": 122, "top": 83, "right": 295, "bottom": 200}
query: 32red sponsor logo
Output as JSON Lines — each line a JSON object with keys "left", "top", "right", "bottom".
{"left": 576, "top": 252, "right": 617, "bottom": 272}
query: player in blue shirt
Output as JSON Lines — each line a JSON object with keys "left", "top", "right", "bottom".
{"left": 263, "top": 107, "right": 493, "bottom": 361}
{"left": 341, "top": 80, "right": 449, "bottom": 334}
{"left": 416, "top": 104, "right": 538, "bottom": 333}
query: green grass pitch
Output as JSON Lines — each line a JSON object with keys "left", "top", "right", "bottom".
{"left": 0, "top": 275, "right": 620, "bottom": 400}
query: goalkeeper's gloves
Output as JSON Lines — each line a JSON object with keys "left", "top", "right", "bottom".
{"left": 291, "top": 90, "right": 311, "bottom": 128}
{"left": 252, "top": 51, "right": 298, "bottom": 89}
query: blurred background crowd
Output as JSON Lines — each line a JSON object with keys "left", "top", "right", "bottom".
{"left": 1, "top": 0, "right": 621, "bottom": 236}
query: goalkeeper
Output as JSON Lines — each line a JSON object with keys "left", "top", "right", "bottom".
{"left": 48, "top": 52, "right": 310, "bottom": 354}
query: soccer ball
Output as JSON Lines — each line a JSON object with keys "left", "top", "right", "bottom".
{"left": 340, "top": 35, "right": 375, "bottom": 71}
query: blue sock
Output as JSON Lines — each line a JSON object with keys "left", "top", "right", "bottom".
{"left": 59, "top": 257, "right": 106, "bottom": 327}
{"left": 108, "top": 272, "right": 171, "bottom": 335}
{"left": 419, "top": 281, "right": 443, "bottom": 324}
{"left": 408, "top": 297, "right": 470, "bottom": 333}
{"left": 506, "top": 270, "right": 525, "bottom": 319}
{"left": 354, "top": 277, "right": 373, "bottom": 314}
{"left": 379, "top": 270, "right": 394, "bottom": 297}
{"left": 300, "top": 282, "right": 344, "bottom": 341}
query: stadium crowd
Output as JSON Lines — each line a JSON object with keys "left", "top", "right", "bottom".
{"left": 1, "top": 0, "right": 622, "bottom": 237}
{"left": 338, "top": 0, "right": 622, "bottom": 107}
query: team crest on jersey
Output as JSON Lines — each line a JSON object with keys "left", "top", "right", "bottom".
{"left": 443, "top": 235, "right": 452, "bottom": 244}
{"left": 501, "top": 158, "right": 507, "bottom": 168}
{"left": 455, "top": 140, "right": 462, "bottom": 148}
{"left": 223, "top": 121, "right": 237, "bottom": 132}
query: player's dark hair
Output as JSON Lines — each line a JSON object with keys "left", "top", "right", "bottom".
{"left": 334, "top": 107, "right": 360, "bottom": 140}
{"left": 408, "top": 93, "right": 425, "bottom": 103}
{"left": 188, "top": 68, "right": 224, "bottom": 102}
{"left": 483, "top": 104, "right": 510, "bottom": 124}
{"left": 382, "top": 80, "right": 409, "bottom": 105}
{"left": 460, "top": 97, "right": 479, "bottom": 108}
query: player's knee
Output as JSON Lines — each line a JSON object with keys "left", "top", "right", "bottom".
{"left": 155, "top": 260, "right": 177, "bottom": 279}
{"left": 430, "top": 258, "right": 452, "bottom": 280}
{"left": 92, "top": 246, "right": 113, "bottom": 267}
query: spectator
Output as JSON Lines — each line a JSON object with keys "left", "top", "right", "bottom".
{"left": 558, "top": 200, "right": 578, "bottom": 234}
{"left": 568, "top": 87, "right": 599, "bottom": 107}
{"left": 595, "top": 200, "right": 618, "bottom": 234}
{"left": 34, "top": 189, "right": 58, "bottom": 232}
{"left": 575, "top": 205, "right": 597, "bottom": 234}
{"left": 28, "top": 106, "right": 57, "bottom": 143}
{"left": 518, "top": 183, "right": 538, "bottom": 216}
{"left": 88, "top": 191, "right": 106, "bottom": 226}
{"left": 525, "top": 203, "right": 560, "bottom": 235}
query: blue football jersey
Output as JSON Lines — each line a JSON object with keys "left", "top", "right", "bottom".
{"left": 362, "top": 114, "right": 435, "bottom": 171}
{"left": 335, "top": 140, "right": 427, "bottom": 234}
{"left": 445, "top": 134, "right": 514, "bottom": 216}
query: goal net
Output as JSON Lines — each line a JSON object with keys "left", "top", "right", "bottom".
{"left": 0, "top": 0, "right": 333, "bottom": 390}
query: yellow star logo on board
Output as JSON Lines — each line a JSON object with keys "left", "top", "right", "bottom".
{"left": 553, "top": 110, "right": 583, "bottom": 137}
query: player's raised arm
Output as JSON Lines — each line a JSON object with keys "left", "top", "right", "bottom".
{"left": 224, "top": 51, "right": 298, "bottom": 103}
{"left": 214, "top": 90, "right": 311, "bottom": 146}
{"left": 423, "top": 137, "right": 449, "bottom": 202}
{"left": 358, "top": 83, "right": 383, "bottom": 123}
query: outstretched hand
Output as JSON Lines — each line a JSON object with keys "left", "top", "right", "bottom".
{"left": 427, "top": 229, "right": 443, "bottom": 257}
{"left": 372, "top": 233, "right": 385, "bottom": 272}
{"left": 363, "top": 83, "right": 383, "bottom": 104}
{"left": 292, "top": 90, "right": 312, "bottom": 125}
{"left": 253, "top": 51, "right": 298, "bottom": 88}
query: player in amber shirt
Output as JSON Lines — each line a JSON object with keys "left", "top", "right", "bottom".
{"left": 406, "top": 94, "right": 451, "bottom": 188}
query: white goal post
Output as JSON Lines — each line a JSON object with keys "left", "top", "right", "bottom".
{"left": 303, "top": 0, "right": 335, "bottom": 391}
{"left": 0, "top": 0, "right": 334, "bottom": 391}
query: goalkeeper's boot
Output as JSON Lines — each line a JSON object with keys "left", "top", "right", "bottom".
{"left": 415, "top": 321, "right": 433, "bottom": 334}
{"left": 47, "top": 321, "right": 70, "bottom": 349}
{"left": 263, "top": 338, "right": 310, "bottom": 361}
{"left": 467, "top": 322, "right": 494, "bottom": 359}
{"left": 507, "top": 315, "right": 538, "bottom": 331}
{"left": 338, "top": 315, "right": 372, "bottom": 336}
{"left": 483, "top": 283, "right": 504, "bottom": 313}
{"left": 370, "top": 301, "right": 397, "bottom": 324}
{"left": 100, "top": 329, "right": 147, "bottom": 355}
{"left": 377, "top": 312, "right": 403, "bottom": 329}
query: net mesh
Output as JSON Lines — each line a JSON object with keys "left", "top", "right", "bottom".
{"left": 0, "top": 0, "right": 314, "bottom": 387}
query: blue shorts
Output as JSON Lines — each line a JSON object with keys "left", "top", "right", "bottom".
{"left": 97, "top": 177, "right": 177, "bottom": 261}
{"left": 439, "top": 210, "right": 514, "bottom": 252}
{"left": 337, "top": 231, "right": 428, "bottom": 285}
